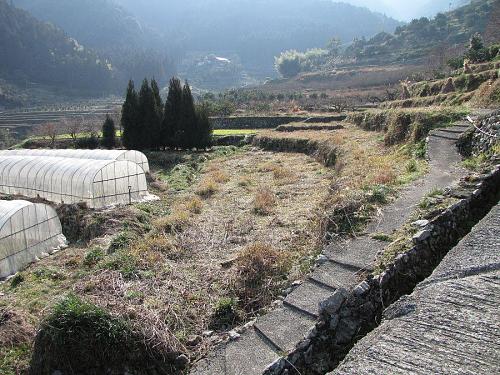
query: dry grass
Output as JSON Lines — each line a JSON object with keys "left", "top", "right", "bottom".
{"left": 184, "top": 196, "right": 203, "bottom": 214}
{"left": 257, "top": 162, "right": 297, "bottom": 184}
{"left": 1, "top": 124, "right": 422, "bottom": 369}
{"left": 209, "top": 169, "right": 230, "bottom": 183}
{"left": 253, "top": 124, "right": 426, "bottom": 237}
{"left": 231, "top": 243, "right": 292, "bottom": 312}
{"left": 253, "top": 187, "right": 277, "bottom": 215}
{"left": 0, "top": 308, "right": 35, "bottom": 348}
{"left": 237, "top": 176, "right": 253, "bottom": 187}
{"left": 154, "top": 209, "right": 190, "bottom": 234}
{"left": 195, "top": 177, "right": 219, "bottom": 198}
{"left": 130, "top": 234, "right": 187, "bottom": 261}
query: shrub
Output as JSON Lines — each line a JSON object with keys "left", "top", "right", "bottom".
{"left": 30, "top": 294, "right": 180, "bottom": 374}
{"left": 367, "top": 185, "right": 391, "bottom": 204}
{"left": 448, "top": 56, "right": 464, "bottom": 70}
{"left": 9, "top": 273, "right": 24, "bottom": 288}
{"left": 253, "top": 187, "right": 276, "bottom": 215}
{"left": 76, "top": 133, "right": 99, "bottom": 149}
{"left": 83, "top": 247, "right": 104, "bottom": 267}
{"left": 406, "top": 159, "right": 418, "bottom": 173}
{"left": 108, "top": 231, "right": 135, "bottom": 253}
{"left": 209, "top": 297, "right": 241, "bottom": 330}
{"left": 453, "top": 74, "right": 467, "bottom": 90}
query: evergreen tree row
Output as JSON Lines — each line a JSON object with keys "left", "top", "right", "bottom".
{"left": 121, "top": 78, "right": 212, "bottom": 150}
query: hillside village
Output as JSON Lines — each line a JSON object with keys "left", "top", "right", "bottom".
{"left": 0, "top": 0, "right": 499, "bottom": 374}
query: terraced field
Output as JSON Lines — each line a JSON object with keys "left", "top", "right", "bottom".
{"left": 0, "top": 99, "right": 122, "bottom": 137}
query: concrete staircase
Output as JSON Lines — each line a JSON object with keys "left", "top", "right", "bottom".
{"left": 332, "top": 202, "right": 500, "bottom": 374}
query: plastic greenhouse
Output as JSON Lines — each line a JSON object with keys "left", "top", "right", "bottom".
{"left": 0, "top": 149, "right": 150, "bottom": 172}
{"left": 0, "top": 200, "right": 66, "bottom": 279}
{"left": 0, "top": 156, "right": 150, "bottom": 208}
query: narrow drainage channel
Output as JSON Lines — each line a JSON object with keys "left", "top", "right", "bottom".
{"left": 264, "top": 165, "right": 500, "bottom": 375}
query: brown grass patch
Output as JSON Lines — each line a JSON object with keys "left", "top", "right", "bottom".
{"left": 131, "top": 235, "right": 187, "bottom": 261}
{"left": 373, "top": 169, "right": 397, "bottom": 185}
{"left": 231, "top": 243, "right": 292, "bottom": 312}
{"left": 183, "top": 196, "right": 203, "bottom": 214}
{"left": 195, "top": 177, "right": 219, "bottom": 198}
{"left": 253, "top": 187, "right": 276, "bottom": 215}
{"left": 237, "top": 175, "right": 253, "bottom": 187}
{"left": 153, "top": 209, "right": 190, "bottom": 234}
{"left": 0, "top": 308, "right": 35, "bottom": 348}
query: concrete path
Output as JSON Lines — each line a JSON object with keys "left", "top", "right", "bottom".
{"left": 332, "top": 202, "right": 500, "bottom": 375}
{"left": 190, "top": 122, "right": 469, "bottom": 375}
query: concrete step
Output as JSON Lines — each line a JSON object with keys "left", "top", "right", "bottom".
{"left": 428, "top": 130, "right": 461, "bottom": 141}
{"left": 323, "top": 236, "right": 384, "bottom": 270}
{"left": 190, "top": 330, "right": 279, "bottom": 375}
{"left": 284, "top": 279, "right": 336, "bottom": 318}
{"left": 438, "top": 127, "right": 467, "bottom": 134}
{"left": 254, "top": 305, "right": 315, "bottom": 353}
{"left": 309, "top": 261, "right": 363, "bottom": 291}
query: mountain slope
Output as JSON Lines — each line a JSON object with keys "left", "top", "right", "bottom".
{"left": 12, "top": 0, "right": 175, "bottom": 84}
{"left": 0, "top": 0, "right": 114, "bottom": 94}
{"left": 116, "top": 0, "right": 402, "bottom": 76}
{"left": 344, "top": 0, "right": 499, "bottom": 65}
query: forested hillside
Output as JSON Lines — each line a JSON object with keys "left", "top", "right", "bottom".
{"left": 0, "top": 0, "right": 114, "bottom": 94}
{"left": 12, "top": 0, "right": 175, "bottom": 85}
{"left": 116, "top": 0, "right": 402, "bottom": 76}
{"left": 344, "top": 0, "right": 499, "bottom": 65}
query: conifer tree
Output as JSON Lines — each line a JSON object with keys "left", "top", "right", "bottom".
{"left": 162, "top": 77, "right": 183, "bottom": 148}
{"left": 121, "top": 80, "right": 138, "bottom": 150}
{"left": 180, "top": 81, "right": 197, "bottom": 148}
{"left": 137, "top": 78, "right": 155, "bottom": 149}
{"left": 101, "top": 115, "right": 116, "bottom": 149}
{"left": 195, "top": 103, "right": 213, "bottom": 149}
{"left": 150, "top": 78, "right": 164, "bottom": 149}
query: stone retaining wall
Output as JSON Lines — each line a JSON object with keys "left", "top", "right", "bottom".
{"left": 264, "top": 165, "right": 500, "bottom": 375}
{"left": 252, "top": 135, "right": 337, "bottom": 167}
{"left": 210, "top": 115, "right": 346, "bottom": 129}
{"left": 458, "top": 110, "right": 500, "bottom": 157}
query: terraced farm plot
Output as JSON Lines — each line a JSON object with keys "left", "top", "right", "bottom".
{"left": 0, "top": 123, "right": 426, "bottom": 373}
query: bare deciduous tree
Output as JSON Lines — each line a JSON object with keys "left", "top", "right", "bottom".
{"left": 37, "top": 122, "right": 58, "bottom": 148}
{"left": 60, "top": 117, "right": 83, "bottom": 145}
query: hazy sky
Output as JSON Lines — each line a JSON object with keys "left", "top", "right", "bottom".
{"left": 343, "top": 0, "right": 465, "bottom": 20}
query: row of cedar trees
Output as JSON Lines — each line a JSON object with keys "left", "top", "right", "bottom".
{"left": 121, "top": 77, "right": 212, "bottom": 150}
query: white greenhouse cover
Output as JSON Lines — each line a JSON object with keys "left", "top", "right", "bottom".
{"left": 0, "top": 156, "right": 150, "bottom": 208}
{"left": 0, "top": 149, "right": 150, "bottom": 172}
{"left": 0, "top": 200, "right": 67, "bottom": 279}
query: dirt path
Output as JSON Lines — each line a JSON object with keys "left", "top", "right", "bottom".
{"left": 190, "top": 121, "right": 471, "bottom": 375}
